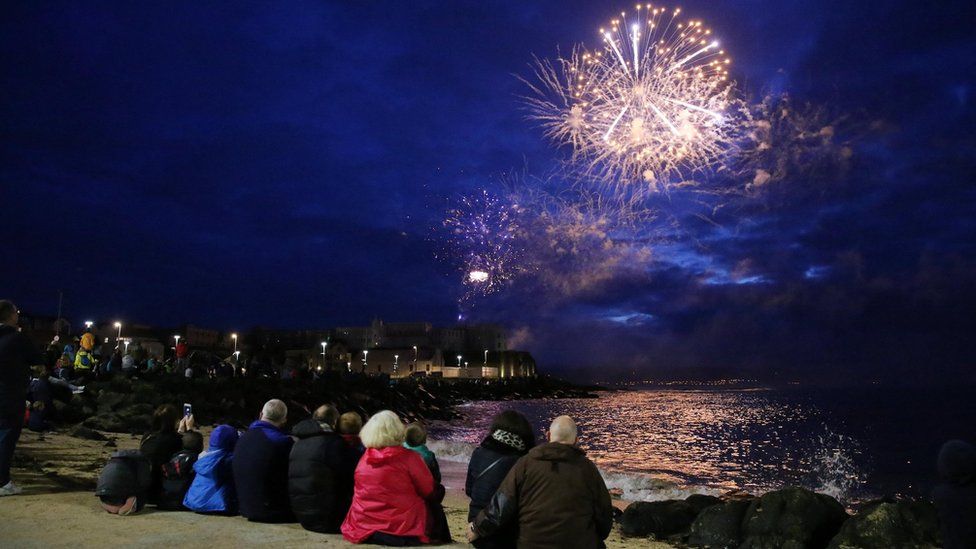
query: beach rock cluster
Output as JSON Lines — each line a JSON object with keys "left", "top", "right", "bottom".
{"left": 621, "top": 487, "right": 941, "bottom": 548}
{"left": 52, "top": 374, "right": 594, "bottom": 434}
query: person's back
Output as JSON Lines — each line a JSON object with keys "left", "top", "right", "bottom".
{"left": 289, "top": 408, "right": 360, "bottom": 533}
{"left": 0, "top": 307, "right": 43, "bottom": 496}
{"left": 96, "top": 450, "right": 152, "bottom": 515}
{"left": 404, "top": 422, "right": 441, "bottom": 484}
{"left": 158, "top": 431, "right": 203, "bottom": 511}
{"left": 233, "top": 400, "right": 294, "bottom": 522}
{"left": 471, "top": 416, "right": 613, "bottom": 549}
{"left": 933, "top": 440, "right": 976, "bottom": 549}
{"left": 184, "top": 425, "right": 239, "bottom": 514}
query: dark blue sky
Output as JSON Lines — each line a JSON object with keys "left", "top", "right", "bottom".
{"left": 3, "top": 1, "right": 974, "bottom": 381}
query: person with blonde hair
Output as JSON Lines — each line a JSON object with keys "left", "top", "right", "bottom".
{"left": 341, "top": 410, "right": 438, "bottom": 545}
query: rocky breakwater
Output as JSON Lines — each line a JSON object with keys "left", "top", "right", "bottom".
{"left": 619, "top": 487, "right": 943, "bottom": 548}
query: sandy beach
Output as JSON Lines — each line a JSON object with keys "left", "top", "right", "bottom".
{"left": 0, "top": 428, "right": 669, "bottom": 548}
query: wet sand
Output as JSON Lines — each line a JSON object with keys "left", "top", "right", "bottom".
{"left": 0, "top": 428, "right": 669, "bottom": 548}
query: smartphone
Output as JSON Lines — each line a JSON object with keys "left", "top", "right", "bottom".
{"left": 183, "top": 403, "right": 192, "bottom": 417}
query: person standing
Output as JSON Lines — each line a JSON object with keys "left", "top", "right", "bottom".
{"left": 468, "top": 415, "right": 614, "bottom": 549}
{"left": 0, "top": 300, "right": 43, "bottom": 496}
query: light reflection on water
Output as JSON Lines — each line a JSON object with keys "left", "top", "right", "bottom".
{"left": 429, "top": 389, "right": 865, "bottom": 502}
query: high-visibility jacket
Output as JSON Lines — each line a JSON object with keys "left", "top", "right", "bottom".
{"left": 74, "top": 350, "right": 94, "bottom": 371}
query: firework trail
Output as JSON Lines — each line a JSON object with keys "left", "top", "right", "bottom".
{"left": 523, "top": 4, "right": 741, "bottom": 194}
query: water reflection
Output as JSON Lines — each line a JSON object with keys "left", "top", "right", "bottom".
{"left": 430, "top": 389, "right": 864, "bottom": 501}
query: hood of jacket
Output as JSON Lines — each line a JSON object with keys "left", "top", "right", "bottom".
{"left": 247, "top": 420, "right": 292, "bottom": 445}
{"left": 292, "top": 418, "right": 336, "bottom": 439}
{"left": 938, "top": 439, "right": 976, "bottom": 485}
{"left": 403, "top": 442, "right": 434, "bottom": 461}
{"left": 528, "top": 441, "right": 586, "bottom": 462}
{"left": 363, "top": 445, "right": 412, "bottom": 466}
{"left": 209, "top": 425, "right": 239, "bottom": 452}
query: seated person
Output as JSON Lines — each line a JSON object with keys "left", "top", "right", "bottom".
{"left": 95, "top": 450, "right": 152, "bottom": 515}
{"left": 233, "top": 399, "right": 295, "bottom": 522}
{"left": 289, "top": 405, "right": 361, "bottom": 533}
{"left": 158, "top": 430, "right": 204, "bottom": 510}
{"left": 403, "top": 422, "right": 441, "bottom": 484}
{"left": 184, "top": 425, "right": 240, "bottom": 514}
{"left": 338, "top": 411, "right": 365, "bottom": 452}
{"left": 140, "top": 404, "right": 193, "bottom": 505}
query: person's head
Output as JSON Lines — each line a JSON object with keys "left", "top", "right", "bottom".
{"left": 339, "top": 411, "right": 363, "bottom": 435}
{"left": 938, "top": 439, "right": 976, "bottom": 485}
{"left": 182, "top": 430, "right": 204, "bottom": 454}
{"left": 30, "top": 364, "right": 46, "bottom": 378}
{"left": 548, "top": 415, "right": 578, "bottom": 446}
{"left": 360, "top": 410, "right": 405, "bottom": 449}
{"left": 312, "top": 404, "right": 340, "bottom": 429}
{"left": 260, "top": 399, "right": 288, "bottom": 427}
{"left": 0, "top": 300, "right": 18, "bottom": 326}
{"left": 404, "top": 422, "right": 428, "bottom": 447}
{"left": 152, "top": 404, "right": 181, "bottom": 433}
{"left": 486, "top": 410, "right": 535, "bottom": 452}
{"left": 209, "top": 424, "right": 240, "bottom": 452}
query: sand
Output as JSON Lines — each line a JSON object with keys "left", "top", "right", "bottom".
{"left": 0, "top": 428, "right": 670, "bottom": 548}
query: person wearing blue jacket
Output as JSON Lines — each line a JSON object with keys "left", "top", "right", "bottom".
{"left": 233, "top": 399, "right": 295, "bottom": 522}
{"left": 184, "top": 425, "right": 240, "bottom": 514}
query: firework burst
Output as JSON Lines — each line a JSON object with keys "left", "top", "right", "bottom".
{"left": 524, "top": 4, "right": 740, "bottom": 192}
{"left": 442, "top": 189, "right": 529, "bottom": 302}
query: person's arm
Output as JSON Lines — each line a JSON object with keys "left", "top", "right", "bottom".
{"left": 471, "top": 458, "right": 523, "bottom": 540}
{"left": 589, "top": 462, "right": 614, "bottom": 541}
{"left": 464, "top": 457, "right": 475, "bottom": 496}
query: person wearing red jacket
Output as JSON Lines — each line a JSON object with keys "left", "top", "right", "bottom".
{"left": 341, "top": 410, "right": 436, "bottom": 545}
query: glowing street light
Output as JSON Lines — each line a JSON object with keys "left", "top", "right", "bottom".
{"left": 457, "top": 354, "right": 462, "bottom": 367}
{"left": 484, "top": 349, "right": 488, "bottom": 367}
{"left": 84, "top": 320, "right": 94, "bottom": 329}
{"left": 231, "top": 333, "right": 238, "bottom": 353}
{"left": 412, "top": 345, "right": 418, "bottom": 372}
{"left": 347, "top": 361, "right": 352, "bottom": 372}
{"left": 394, "top": 354, "right": 399, "bottom": 373}
{"left": 174, "top": 334, "right": 181, "bottom": 346}
{"left": 123, "top": 339, "right": 130, "bottom": 353}
{"left": 363, "top": 349, "right": 369, "bottom": 369}
{"left": 321, "top": 341, "right": 327, "bottom": 368}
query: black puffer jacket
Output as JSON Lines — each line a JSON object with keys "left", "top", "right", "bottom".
{"left": 466, "top": 442, "right": 523, "bottom": 549}
{"left": 139, "top": 430, "right": 182, "bottom": 505}
{"left": 0, "top": 324, "right": 41, "bottom": 422}
{"left": 96, "top": 450, "right": 152, "bottom": 510}
{"left": 288, "top": 419, "right": 362, "bottom": 533}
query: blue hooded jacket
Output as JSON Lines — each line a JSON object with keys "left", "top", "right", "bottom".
{"left": 183, "top": 425, "right": 240, "bottom": 513}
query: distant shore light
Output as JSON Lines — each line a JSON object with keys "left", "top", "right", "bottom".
{"left": 468, "top": 270, "right": 489, "bottom": 282}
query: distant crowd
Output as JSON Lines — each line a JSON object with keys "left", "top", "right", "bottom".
{"left": 2, "top": 299, "right": 976, "bottom": 547}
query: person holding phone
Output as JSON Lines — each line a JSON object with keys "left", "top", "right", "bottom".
{"left": 139, "top": 403, "right": 196, "bottom": 505}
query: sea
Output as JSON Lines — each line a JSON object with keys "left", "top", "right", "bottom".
{"left": 427, "top": 385, "right": 976, "bottom": 506}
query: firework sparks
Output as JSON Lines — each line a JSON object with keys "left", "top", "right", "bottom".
{"left": 523, "top": 4, "right": 740, "bottom": 192}
{"left": 442, "top": 190, "right": 528, "bottom": 301}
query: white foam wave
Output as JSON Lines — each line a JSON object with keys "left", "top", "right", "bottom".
{"left": 427, "top": 439, "right": 477, "bottom": 463}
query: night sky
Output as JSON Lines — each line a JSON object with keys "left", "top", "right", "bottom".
{"left": 3, "top": 1, "right": 974, "bottom": 382}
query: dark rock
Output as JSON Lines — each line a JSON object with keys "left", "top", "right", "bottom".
{"left": 688, "top": 499, "right": 753, "bottom": 548}
{"left": 621, "top": 500, "right": 699, "bottom": 538}
{"left": 827, "top": 499, "right": 940, "bottom": 549}
{"left": 741, "top": 487, "right": 848, "bottom": 549}
{"left": 104, "top": 440, "right": 117, "bottom": 448}
{"left": 96, "top": 391, "right": 126, "bottom": 413}
{"left": 68, "top": 425, "right": 108, "bottom": 441}
{"left": 82, "top": 413, "right": 129, "bottom": 433}
{"left": 686, "top": 493, "right": 723, "bottom": 514}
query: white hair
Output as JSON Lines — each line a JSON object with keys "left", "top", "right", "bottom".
{"left": 549, "top": 415, "right": 577, "bottom": 444}
{"left": 260, "top": 399, "right": 288, "bottom": 425}
{"left": 360, "top": 410, "right": 405, "bottom": 449}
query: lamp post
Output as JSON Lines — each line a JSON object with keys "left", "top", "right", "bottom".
{"left": 484, "top": 349, "right": 488, "bottom": 366}
{"left": 84, "top": 320, "right": 94, "bottom": 329}
{"left": 347, "top": 361, "right": 352, "bottom": 372}
{"left": 114, "top": 322, "right": 122, "bottom": 348}
{"left": 394, "top": 354, "right": 399, "bottom": 375}
{"left": 321, "top": 341, "right": 327, "bottom": 369}
{"left": 232, "top": 333, "right": 238, "bottom": 353}
{"left": 457, "top": 354, "right": 462, "bottom": 368}
{"left": 363, "top": 349, "right": 368, "bottom": 370}
{"left": 174, "top": 334, "right": 181, "bottom": 347}
{"left": 412, "top": 345, "right": 418, "bottom": 372}
{"left": 123, "top": 339, "right": 130, "bottom": 353}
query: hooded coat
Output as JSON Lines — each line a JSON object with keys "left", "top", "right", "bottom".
{"left": 233, "top": 420, "right": 294, "bottom": 522}
{"left": 288, "top": 419, "right": 362, "bottom": 533}
{"left": 340, "top": 445, "right": 436, "bottom": 544}
{"left": 95, "top": 450, "right": 152, "bottom": 510}
{"left": 184, "top": 425, "right": 239, "bottom": 513}
{"left": 473, "top": 442, "right": 614, "bottom": 549}
{"left": 466, "top": 436, "right": 528, "bottom": 549}
{"left": 933, "top": 440, "right": 976, "bottom": 549}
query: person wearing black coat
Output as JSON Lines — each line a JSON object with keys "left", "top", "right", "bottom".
{"left": 933, "top": 439, "right": 976, "bottom": 549}
{"left": 139, "top": 404, "right": 190, "bottom": 505}
{"left": 289, "top": 405, "right": 362, "bottom": 533}
{"left": 1, "top": 301, "right": 44, "bottom": 496}
{"left": 234, "top": 399, "right": 295, "bottom": 523}
{"left": 465, "top": 410, "right": 536, "bottom": 549}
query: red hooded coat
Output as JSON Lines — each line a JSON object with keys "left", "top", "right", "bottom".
{"left": 341, "top": 445, "right": 435, "bottom": 543}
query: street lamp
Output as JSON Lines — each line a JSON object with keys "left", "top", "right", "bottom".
{"left": 84, "top": 320, "right": 94, "bottom": 329}
{"left": 232, "top": 333, "right": 238, "bottom": 353}
{"left": 321, "top": 341, "right": 327, "bottom": 368}
{"left": 174, "top": 334, "right": 181, "bottom": 346}
{"left": 394, "top": 354, "right": 399, "bottom": 374}
{"left": 114, "top": 322, "right": 122, "bottom": 347}
{"left": 123, "top": 339, "right": 130, "bottom": 353}
{"left": 457, "top": 354, "right": 462, "bottom": 368}
{"left": 412, "top": 345, "right": 418, "bottom": 372}
{"left": 484, "top": 349, "right": 488, "bottom": 366}
{"left": 363, "top": 349, "right": 368, "bottom": 369}
{"left": 347, "top": 361, "right": 352, "bottom": 372}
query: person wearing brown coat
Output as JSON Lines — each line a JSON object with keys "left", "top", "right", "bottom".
{"left": 468, "top": 415, "right": 614, "bottom": 549}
